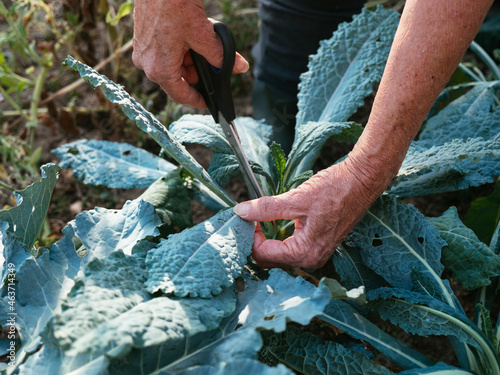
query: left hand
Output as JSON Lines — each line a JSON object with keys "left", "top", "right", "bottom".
{"left": 234, "top": 158, "right": 388, "bottom": 269}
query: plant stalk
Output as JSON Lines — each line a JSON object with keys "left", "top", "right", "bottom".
{"left": 470, "top": 40, "right": 500, "bottom": 81}
{"left": 28, "top": 62, "right": 51, "bottom": 151}
{"left": 405, "top": 301, "right": 500, "bottom": 375}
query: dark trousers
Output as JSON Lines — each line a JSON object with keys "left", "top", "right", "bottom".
{"left": 252, "top": 0, "right": 365, "bottom": 152}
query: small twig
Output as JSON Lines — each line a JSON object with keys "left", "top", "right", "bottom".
{"left": 0, "top": 106, "right": 111, "bottom": 118}
{"left": 0, "top": 180, "right": 15, "bottom": 192}
{"left": 39, "top": 39, "right": 133, "bottom": 106}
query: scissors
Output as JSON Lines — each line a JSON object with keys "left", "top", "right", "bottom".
{"left": 190, "top": 21, "right": 264, "bottom": 200}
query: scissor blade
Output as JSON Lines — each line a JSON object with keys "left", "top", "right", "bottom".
{"left": 218, "top": 115, "right": 263, "bottom": 199}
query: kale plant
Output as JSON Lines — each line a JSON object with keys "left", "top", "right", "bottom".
{"left": 1, "top": 7, "right": 500, "bottom": 375}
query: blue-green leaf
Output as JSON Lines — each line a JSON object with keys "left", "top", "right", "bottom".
{"left": 260, "top": 325, "right": 394, "bottom": 375}
{"left": 65, "top": 289, "right": 236, "bottom": 358}
{"left": 419, "top": 81, "right": 500, "bottom": 147}
{"left": 63, "top": 56, "right": 234, "bottom": 207}
{"left": 388, "top": 135, "right": 500, "bottom": 197}
{"left": 237, "top": 269, "right": 333, "bottom": 332}
{"left": 43, "top": 250, "right": 151, "bottom": 351}
{"left": 25, "top": 241, "right": 236, "bottom": 375}
{"left": 348, "top": 196, "right": 448, "bottom": 298}
{"left": 0, "top": 224, "right": 84, "bottom": 369}
{"left": 0, "top": 221, "right": 30, "bottom": 284}
{"left": 52, "top": 139, "right": 176, "bottom": 189}
{"left": 398, "top": 362, "right": 475, "bottom": 375}
{"left": 208, "top": 153, "right": 242, "bottom": 187}
{"left": 234, "top": 117, "right": 273, "bottom": 175}
{"left": 367, "top": 287, "right": 499, "bottom": 373}
{"left": 296, "top": 6, "right": 399, "bottom": 126}
{"left": 318, "top": 300, "right": 434, "bottom": 370}
{"left": 69, "top": 199, "right": 161, "bottom": 259}
{"left": 177, "top": 357, "right": 293, "bottom": 375}
{"left": 139, "top": 169, "right": 193, "bottom": 232}
{"left": 286, "top": 121, "right": 362, "bottom": 181}
{"left": 0, "top": 163, "right": 60, "bottom": 249}
{"left": 169, "top": 114, "right": 232, "bottom": 154}
{"left": 145, "top": 209, "right": 255, "bottom": 298}
{"left": 108, "top": 269, "right": 329, "bottom": 375}
{"left": 426, "top": 207, "right": 500, "bottom": 290}
{"left": 331, "top": 244, "right": 388, "bottom": 292}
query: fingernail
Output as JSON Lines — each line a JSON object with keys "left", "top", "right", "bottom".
{"left": 234, "top": 203, "right": 250, "bottom": 217}
{"left": 235, "top": 57, "right": 249, "bottom": 73}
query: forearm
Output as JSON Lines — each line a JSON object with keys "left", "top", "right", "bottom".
{"left": 349, "top": 0, "right": 493, "bottom": 189}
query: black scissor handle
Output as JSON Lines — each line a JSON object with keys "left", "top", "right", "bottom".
{"left": 190, "top": 21, "right": 236, "bottom": 123}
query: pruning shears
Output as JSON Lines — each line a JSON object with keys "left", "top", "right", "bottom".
{"left": 189, "top": 22, "right": 263, "bottom": 200}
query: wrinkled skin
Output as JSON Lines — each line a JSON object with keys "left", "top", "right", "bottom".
{"left": 234, "top": 0, "right": 493, "bottom": 268}
{"left": 234, "top": 156, "right": 388, "bottom": 269}
{"left": 133, "top": 0, "right": 493, "bottom": 269}
{"left": 132, "top": 0, "right": 249, "bottom": 108}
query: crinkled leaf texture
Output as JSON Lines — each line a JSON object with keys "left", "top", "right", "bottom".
{"left": 296, "top": 6, "right": 399, "bottom": 127}
{"left": 426, "top": 207, "right": 500, "bottom": 290}
{"left": 348, "top": 195, "right": 448, "bottom": 296}
{"left": 52, "top": 139, "right": 176, "bottom": 189}
{"left": 139, "top": 168, "right": 193, "bottom": 232}
{"left": 0, "top": 163, "right": 60, "bottom": 249}
{"left": 23, "top": 240, "right": 237, "bottom": 375}
{"left": 367, "top": 287, "right": 497, "bottom": 366}
{"left": 388, "top": 134, "right": 500, "bottom": 198}
{"left": 69, "top": 199, "right": 162, "bottom": 259}
{"left": 260, "top": 325, "right": 394, "bottom": 375}
{"left": 49, "top": 254, "right": 236, "bottom": 357}
{"left": 0, "top": 224, "right": 83, "bottom": 367}
{"left": 145, "top": 209, "right": 255, "bottom": 297}
{"left": 418, "top": 81, "right": 500, "bottom": 148}
{"left": 4, "top": 193, "right": 162, "bottom": 373}
{"left": 63, "top": 56, "right": 234, "bottom": 207}
{"left": 107, "top": 269, "right": 329, "bottom": 375}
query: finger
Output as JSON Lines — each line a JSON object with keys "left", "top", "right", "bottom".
{"left": 233, "top": 193, "right": 304, "bottom": 222}
{"left": 234, "top": 52, "right": 249, "bottom": 74}
{"left": 158, "top": 73, "right": 206, "bottom": 108}
{"left": 181, "top": 63, "right": 199, "bottom": 87}
{"left": 251, "top": 236, "right": 306, "bottom": 268}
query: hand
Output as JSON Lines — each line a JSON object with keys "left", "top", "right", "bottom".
{"left": 132, "top": 0, "right": 249, "bottom": 108}
{"left": 234, "top": 158, "right": 389, "bottom": 269}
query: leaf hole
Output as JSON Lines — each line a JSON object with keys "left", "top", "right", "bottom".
{"left": 418, "top": 236, "right": 424, "bottom": 245}
{"left": 122, "top": 150, "right": 131, "bottom": 156}
{"left": 372, "top": 234, "right": 383, "bottom": 247}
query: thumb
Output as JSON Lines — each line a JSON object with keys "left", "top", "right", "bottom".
{"left": 234, "top": 195, "right": 302, "bottom": 222}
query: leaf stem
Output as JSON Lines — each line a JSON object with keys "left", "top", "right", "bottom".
{"left": 402, "top": 300, "right": 500, "bottom": 375}
{"left": 27, "top": 61, "right": 51, "bottom": 151}
{"left": 469, "top": 41, "right": 500, "bottom": 81}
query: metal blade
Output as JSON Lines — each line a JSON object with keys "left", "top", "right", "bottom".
{"left": 218, "top": 114, "right": 263, "bottom": 199}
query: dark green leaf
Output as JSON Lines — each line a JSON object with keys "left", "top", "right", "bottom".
{"left": 427, "top": 207, "right": 500, "bottom": 290}
{"left": 0, "top": 163, "right": 60, "bottom": 249}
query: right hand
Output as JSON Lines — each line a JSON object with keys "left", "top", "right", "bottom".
{"left": 132, "top": 0, "right": 249, "bottom": 108}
